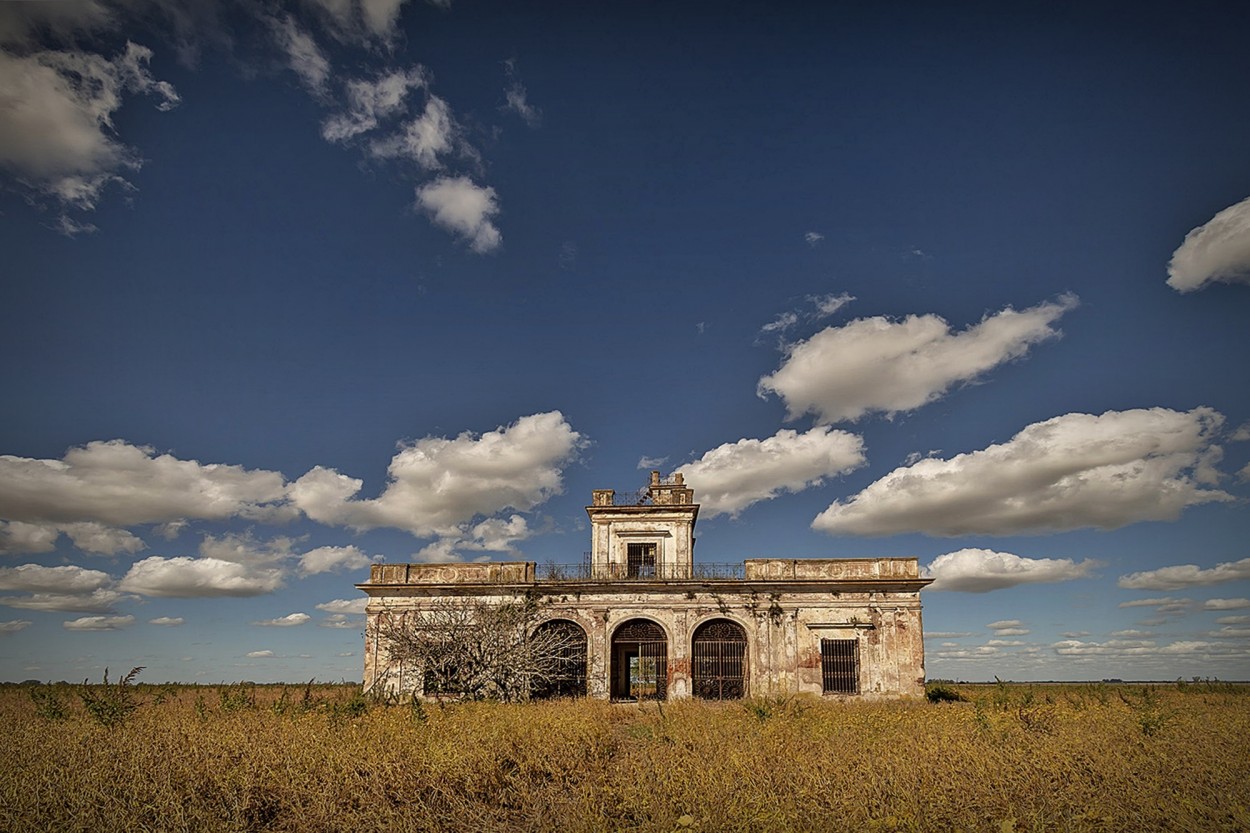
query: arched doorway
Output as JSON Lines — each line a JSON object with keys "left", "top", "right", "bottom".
{"left": 611, "top": 619, "right": 668, "bottom": 701}
{"left": 692, "top": 618, "right": 748, "bottom": 700}
{"left": 530, "top": 619, "right": 588, "bottom": 699}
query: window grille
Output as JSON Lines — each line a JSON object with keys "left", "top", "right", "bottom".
{"left": 530, "top": 619, "right": 587, "bottom": 699}
{"left": 820, "top": 638, "right": 859, "bottom": 695}
{"left": 626, "top": 542, "right": 657, "bottom": 578}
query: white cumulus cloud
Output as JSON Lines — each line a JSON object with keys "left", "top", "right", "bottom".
{"left": 0, "top": 521, "right": 61, "bottom": 554}
{"left": 0, "top": 520, "right": 143, "bottom": 556}
{"left": 1119, "top": 557, "right": 1250, "bottom": 591}
{"left": 0, "top": 564, "right": 112, "bottom": 594}
{"left": 299, "top": 545, "right": 374, "bottom": 575}
{"left": 61, "top": 522, "right": 145, "bottom": 555}
{"left": 415, "top": 175, "right": 502, "bottom": 253}
{"left": 924, "top": 549, "right": 1098, "bottom": 592}
{"left": 0, "top": 563, "right": 126, "bottom": 612}
{"left": 0, "top": 440, "right": 291, "bottom": 527}
{"left": 316, "top": 597, "right": 367, "bottom": 615}
{"left": 119, "top": 556, "right": 285, "bottom": 598}
{"left": 198, "top": 532, "right": 297, "bottom": 565}
{"left": 1166, "top": 196, "right": 1250, "bottom": 292}
{"left": 246, "top": 649, "right": 275, "bottom": 659}
{"left": 0, "top": 41, "right": 178, "bottom": 216}
{"left": 412, "top": 513, "right": 536, "bottom": 562}
{"left": 677, "top": 427, "right": 865, "bottom": 518}
{"left": 813, "top": 407, "right": 1232, "bottom": 536}
{"left": 63, "top": 614, "right": 134, "bottom": 631}
{"left": 148, "top": 616, "right": 184, "bottom": 626}
{"left": 291, "top": 411, "right": 581, "bottom": 537}
{"left": 758, "top": 295, "right": 1078, "bottom": 424}
{"left": 464, "top": 515, "right": 532, "bottom": 551}
{"left": 0, "top": 619, "right": 32, "bottom": 635}
{"left": 1202, "top": 598, "right": 1250, "bottom": 611}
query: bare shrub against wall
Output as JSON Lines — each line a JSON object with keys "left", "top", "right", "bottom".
{"left": 374, "top": 598, "right": 581, "bottom": 702}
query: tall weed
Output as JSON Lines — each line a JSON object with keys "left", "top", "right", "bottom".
{"left": 78, "top": 666, "right": 144, "bottom": 727}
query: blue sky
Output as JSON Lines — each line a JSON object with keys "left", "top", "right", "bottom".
{"left": 2, "top": 0, "right": 1249, "bottom": 684}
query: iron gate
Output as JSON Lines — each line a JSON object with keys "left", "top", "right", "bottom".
{"left": 692, "top": 619, "right": 747, "bottom": 700}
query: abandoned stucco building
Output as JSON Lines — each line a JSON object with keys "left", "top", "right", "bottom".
{"left": 359, "top": 473, "right": 931, "bottom": 700}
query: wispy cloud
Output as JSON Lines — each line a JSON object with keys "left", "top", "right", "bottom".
{"left": 987, "top": 619, "right": 1030, "bottom": 637}
{"left": 757, "top": 293, "right": 854, "bottom": 341}
{"left": 63, "top": 614, "right": 134, "bottom": 631}
{"left": 316, "top": 598, "right": 367, "bottom": 615}
{"left": 1202, "top": 598, "right": 1250, "bottom": 611}
{"left": 0, "top": 41, "right": 179, "bottom": 221}
{"left": 253, "top": 612, "right": 311, "bottom": 627}
{"left": 268, "top": 14, "right": 330, "bottom": 96}
{"left": 502, "top": 59, "right": 540, "bottom": 127}
{"left": 1119, "top": 557, "right": 1250, "bottom": 591}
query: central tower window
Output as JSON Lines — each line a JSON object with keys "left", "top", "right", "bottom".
{"left": 626, "top": 542, "right": 657, "bottom": 578}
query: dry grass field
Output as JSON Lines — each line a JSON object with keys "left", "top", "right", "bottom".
{"left": 1, "top": 677, "right": 1248, "bottom": 832}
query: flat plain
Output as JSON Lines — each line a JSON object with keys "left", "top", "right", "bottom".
{"left": 2, "top": 679, "right": 1247, "bottom": 832}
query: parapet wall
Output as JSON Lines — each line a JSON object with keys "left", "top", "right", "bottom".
{"left": 365, "top": 558, "right": 923, "bottom": 586}
{"left": 367, "top": 562, "right": 535, "bottom": 585}
{"left": 743, "top": 558, "right": 920, "bottom": 581}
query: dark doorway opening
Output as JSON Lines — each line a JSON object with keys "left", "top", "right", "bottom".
{"left": 611, "top": 619, "right": 667, "bottom": 700}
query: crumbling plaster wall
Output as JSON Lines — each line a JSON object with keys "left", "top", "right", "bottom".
{"left": 363, "top": 582, "right": 926, "bottom": 700}
{"left": 588, "top": 514, "right": 696, "bottom": 574}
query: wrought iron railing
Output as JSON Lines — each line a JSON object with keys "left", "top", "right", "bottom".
{"left": 536, "top": 562, "right": 745, "bottom": 581}
{"left": 610, "top": 488, "right": 653, "bottom": 506}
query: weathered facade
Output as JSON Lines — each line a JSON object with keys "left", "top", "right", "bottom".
{"left": 359, "top": 473, "right": 932, "bottom": 700}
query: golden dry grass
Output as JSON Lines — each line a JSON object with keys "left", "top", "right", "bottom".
{"left": 2, "top": 681, "right": 1248, "bottom": 832}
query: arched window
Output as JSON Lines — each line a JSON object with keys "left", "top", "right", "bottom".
{"left": 692, "top": 618, "right": 748, "bottom": 700}
{"left": 530, "top": 619, "right": 588, "bottom": 699}
{"left": 611, "top": 619, "right": 668, "bottom": 701}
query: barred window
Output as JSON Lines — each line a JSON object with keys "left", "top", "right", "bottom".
{"left": 820, "top": 638, "right": 859, "bottom": 695}
{"left": 530, "top": 619, "right": 588, "bottom": 699}
{"left": 626, "top": 542, "right": 657, "bottom": 578}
